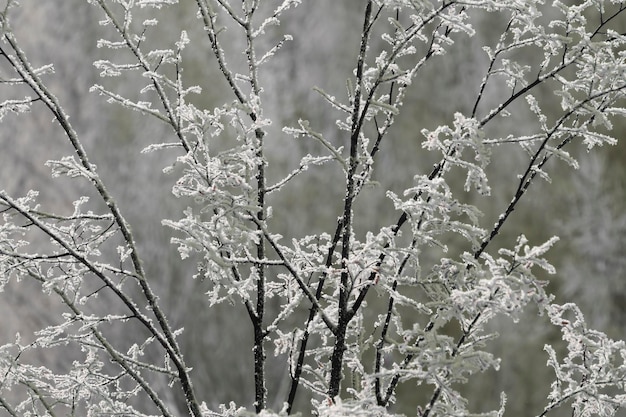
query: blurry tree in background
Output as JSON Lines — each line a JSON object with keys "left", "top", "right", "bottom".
{"left": 0, "top": 0, "right": 626, "bottom": 416}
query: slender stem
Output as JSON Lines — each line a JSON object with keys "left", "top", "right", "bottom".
{"left": 475, "top": 84, "right": 625, "bottom": 260}
{"left": 347, "top": 5, "right": 460, "bottom": 321}
{"left": 195, "top": 0, "right": 248, "bottom": 106}
{"left": 421, "top": 292, "right": 494, "bottom": 417}
{"left": 244, "top": 10, "right": 268, "bottom": 410}
{"left": 251, "top": 215, "right": 337, "bottom": 333}
{"left": 94, "top": 0, "right": 192, "bottom": 153}
{"left": 44, "top": 276, "right": 176, "bottom": 417}
{"left": 328, "top": 0, "right": 373, "bottom": 400}
{"left": 0, "top": 35, "right": 203, "bottom": 417}
{"left": 0, "top": 192, "right": 191, "bottom": 417}
{"left": 195, "top": 0, "right": 273, "bottom": 410}
{"left": 286, "top": 220, "right": 343, "bottom": 413}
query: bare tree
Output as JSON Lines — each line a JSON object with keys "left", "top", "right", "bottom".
{"left": 1, "top": 0, "right": 626, "bottom": 416}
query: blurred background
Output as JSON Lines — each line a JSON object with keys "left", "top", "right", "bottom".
{"left": 0, "top": 1, "right": 625, "bottom": 415}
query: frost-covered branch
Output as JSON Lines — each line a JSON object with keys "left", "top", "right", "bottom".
{"left": 1, "top": 0, "right": 626, "bottom": 416}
